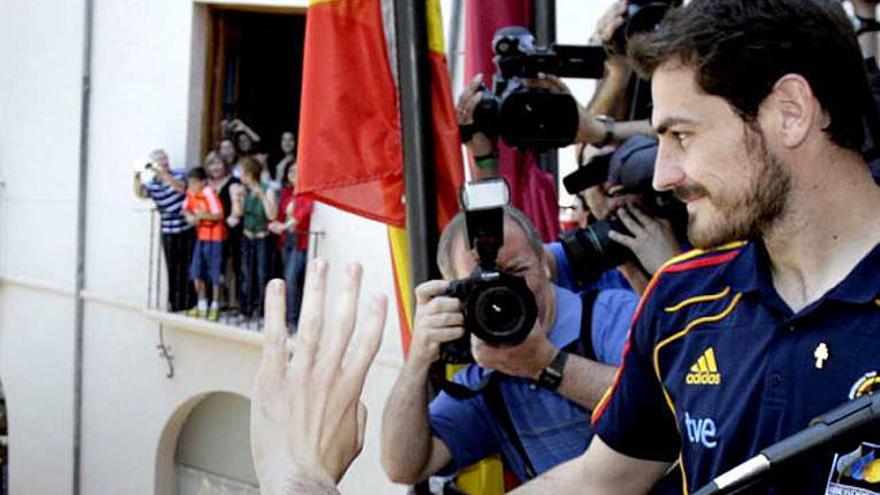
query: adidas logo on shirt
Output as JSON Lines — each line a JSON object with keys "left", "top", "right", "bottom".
{"left": 686, "top": 347, "right": 722, "bottom": 386}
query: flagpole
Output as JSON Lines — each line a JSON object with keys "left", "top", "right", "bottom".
{"left": 533, "top": 0, "right": 559, "bottom": 184}
{"left": 394, "top": 0, "right": 441, "bottom": 289}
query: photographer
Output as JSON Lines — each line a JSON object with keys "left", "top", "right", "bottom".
{"left": 380, "top": 206, "right": 636, "bottom": 485}
{"left": 547, "top": 139, "right": 684, "bottom": 296}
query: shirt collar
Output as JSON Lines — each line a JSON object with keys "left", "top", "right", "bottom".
{"left": 726, "top": 239, "right": 880, "bottom": 305}
{"left": 548, "top": 285, "right": 581, "bottom": 348}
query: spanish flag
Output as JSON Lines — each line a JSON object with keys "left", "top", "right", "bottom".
{"left": 296, "top": 0, "right": 463, "bottom": 354}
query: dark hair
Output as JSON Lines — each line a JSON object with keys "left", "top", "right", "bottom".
{"left": 187, "top": 167, "right": 207, "bottom": 181}
{"left": 282, "top": 160, "right": 297, "bottom": 187}
{"left": 628, "top": 0, "right": 869, "bottom": 151}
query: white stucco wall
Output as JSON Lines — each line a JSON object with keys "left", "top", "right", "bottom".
{"left": 0, "top": 0, "right": 404, "bottom": 494}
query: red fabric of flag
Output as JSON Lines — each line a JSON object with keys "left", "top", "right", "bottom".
{"left": 296, "top": 0, "right": 405, "bottom": 227}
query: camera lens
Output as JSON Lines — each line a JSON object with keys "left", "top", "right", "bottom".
{"left": 474, "top": 286, "right": 525, "bottom": 337}
{"left": 467, "top": 272, "right": 537, "bottom": 347}
{"left": 561, "top": 217, "right": 633, "bottom": 284}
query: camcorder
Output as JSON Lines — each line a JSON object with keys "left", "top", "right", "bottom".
{"left": 560, "top": 136, "right": 687, "bottom": 283}
{"left": 465, "top": 26, "right": 605, "bottom": 152}
{"left": 465, "top": 1, "right": 679, "bottom": 151}
{"left": 439, "top": 179, "right": 539, "bottom": 365}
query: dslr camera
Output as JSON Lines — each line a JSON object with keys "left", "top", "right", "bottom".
{"left": 466, "top": 26, "right": 607, "bottom": 151}
{"left": 440, "top": 179, "right": 538, "bottom": 364}
{"left": 560, "top": 136, "right": 687, "bottom": 283}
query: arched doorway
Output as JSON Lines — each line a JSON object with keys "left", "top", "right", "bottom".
{"left": 1, "top": 379, "right": 7, "bottom": 495}
{"left": 160, "top": 392, "right": 258, "bottom": 495}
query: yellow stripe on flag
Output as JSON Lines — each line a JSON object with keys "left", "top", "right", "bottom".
{"left": 388, "top": 226, "right": 414, "bottom": 355}
{"left": 426, "top": 0, "right": 446, "bottom": 54}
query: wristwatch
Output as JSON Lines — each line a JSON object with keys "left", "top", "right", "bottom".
{"left": 594, "top": 115, "right": 617, "bottom": 147}
{"left": 536, "top": 350, "right": 569, "bottom": 391}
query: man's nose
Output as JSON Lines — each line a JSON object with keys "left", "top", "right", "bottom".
{"left": 652, "top": 142, "right": 685, "bottom": 192}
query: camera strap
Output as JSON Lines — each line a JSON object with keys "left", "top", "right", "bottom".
{"left": 575, "top": 289, "right": 600, "bottom": 361}
{"left": 429, "top": 364, "right": 494, "bottom": 400}
{"left": 483, "top": 374, "right": 538, "bottom": 481}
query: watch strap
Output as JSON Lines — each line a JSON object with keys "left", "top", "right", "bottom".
{"left": 537, "top": 350, "right": 568, "bottom": 391}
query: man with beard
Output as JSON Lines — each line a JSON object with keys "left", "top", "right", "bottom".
{"left": 500, "top": 1, "right": 880, "bottom": 494}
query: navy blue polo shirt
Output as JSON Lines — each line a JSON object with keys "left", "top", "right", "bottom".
{"left": 592, "top": 241, "right": 880, "bottom": 495}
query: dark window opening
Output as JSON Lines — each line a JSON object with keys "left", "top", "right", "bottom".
{"left": 202, "top": 7, "right": 306, "bottom": 160}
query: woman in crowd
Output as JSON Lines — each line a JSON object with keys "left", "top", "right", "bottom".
{"left": 273, "top": 131, "right": 297, "bottom": 186}
{"left": 269, "top": 161, "right": 313, "bottom": 332}
{"left": 234, "top": 157, "right": 277, "bottom": 322}
{"left": 205, "top": 151, "right": 243, "bottom": 314}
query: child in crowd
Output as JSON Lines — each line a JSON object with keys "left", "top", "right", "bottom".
{"left": 183, "top": 167, "right": 227, "bottom": 322}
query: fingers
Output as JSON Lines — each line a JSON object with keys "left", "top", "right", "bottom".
{"left": 457, "top": 73, "right": 484, "bottom": 124}
{"left": 356, "top": 401, "right": 368, "bottom": 454}
{"left": 344, "top": 294, "right": 388, "bottom": 397}
{"left": 616, "top": 206, "right": 645, "bottom": 234}
{"left": 260, "top": 279, "right": 289, "bottom": 380}
{"left": 625, "top": 204, "right": 655, "bottom": 228}
{"left": 294, "top": 258, "right": 328, "bottom": 370}
{"left": 415, "top": 280, "right": 451, "bottom": 305}
{"left": 423, "top": 312, "right": 465, "bottom": 328}
{"left": 608, "top": 229, "right": 636, "bottom": 248}
{"left": 320, "top": 263, "right": 364, "bottom": 369}
{"left": 428, "top": 327, "right": 466, "bottom": 343}
{"left": 458, "top": 91, "right": 483, "bottom": 125}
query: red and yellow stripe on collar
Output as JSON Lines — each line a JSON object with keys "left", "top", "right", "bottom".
{"left": 591, "top": 241, "right": 746, "bottom": 425}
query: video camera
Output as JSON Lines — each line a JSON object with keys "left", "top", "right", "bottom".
{"left": 440, "top": 179, "right": 539, "bottom": 364}
{"left": 559, "top": 136, "right": 687, "bottom": 283}
{"left": 466, "top": 26, "right": 606, "bottom": 151}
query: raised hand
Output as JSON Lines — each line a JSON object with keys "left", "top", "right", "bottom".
{"left": 251, "top": 261, "right": 388, "bottom": 495}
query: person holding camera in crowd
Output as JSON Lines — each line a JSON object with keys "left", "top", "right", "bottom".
{"left": 234, "top": 157, "right": 278, "bottom": 322}
{"left": 380, "top": 205, "right": 636, "bottom": 487}
{"left": 132, "top": 149, "right": 194, "bottom": 312}
{"left": 183, "top": 167, "right": 227, "bottom": 322}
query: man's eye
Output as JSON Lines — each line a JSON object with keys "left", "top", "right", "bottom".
{"left": 672, "top": 131, "right": 689, "bottom": 146}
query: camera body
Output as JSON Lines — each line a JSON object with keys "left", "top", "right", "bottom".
{"left": 609, "top": 0, "right": 681, "bottom": 54}
{"left": 468, "top": 27, "right": 607, "bottom": 151}
{"left": 439, "top": 179, "right": 538, "bottom": 365}
{"left": 560, "top": 136, "right": 687, "bottom": 283}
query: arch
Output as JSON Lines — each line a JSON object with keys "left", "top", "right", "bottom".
{"left": 155, "top": 391, "right": 256, "bottom": 495}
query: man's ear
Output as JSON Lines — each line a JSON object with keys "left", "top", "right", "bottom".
{"left": 766, "top": 74, "right": 821, "bottom": 149}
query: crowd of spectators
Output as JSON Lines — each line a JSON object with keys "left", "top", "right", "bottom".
{"left": 135, "top": 121, "right": 312, "bottom": 332}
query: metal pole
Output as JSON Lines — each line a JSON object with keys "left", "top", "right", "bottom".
{"left": 446, "top": 0, "right": 464, "bottom": 85}
{"left": 394, "top": 0, "right": 440, "bottom": 288}
{"left": 74, "top": 0, "right": 96, "bottom": 492}
{"left": 533, "top": 0, "right": 559, "bottom": 182}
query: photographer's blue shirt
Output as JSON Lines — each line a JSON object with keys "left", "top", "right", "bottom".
{"left": 428, "top": 285, "right": 637, "bottom": 481}
{"left": 592, "top": 241, "right": 880, "bottom": 495}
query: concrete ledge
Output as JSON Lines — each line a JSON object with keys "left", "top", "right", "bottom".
{"left": 142, "top": 309, "right": 264, "bottom": 348}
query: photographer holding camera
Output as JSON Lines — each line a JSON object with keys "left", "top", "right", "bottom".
{"left": 380, "top": 198, "right": 637, "bottom": 486}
